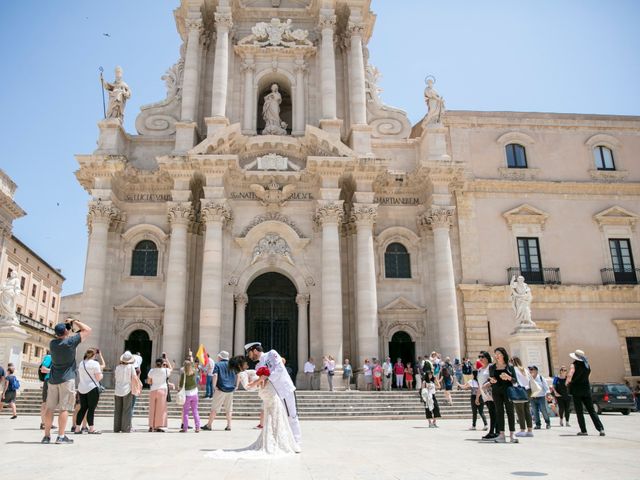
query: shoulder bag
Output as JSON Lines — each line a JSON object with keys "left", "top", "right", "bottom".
{"left": 165, "top": 370, "right": 172, "bottom": 402}
{"left": 131, "top": 366, "right": 143, "bottom": 396}
{"left": 175, "top": 373, "right": 186, "bottom": 406}
{"left": 83, "top": 360, "right": 105, "bottom": 394}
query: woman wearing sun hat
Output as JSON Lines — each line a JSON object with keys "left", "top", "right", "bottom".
{"left": 565, "top": 349, "right": 605, "bottom": 437}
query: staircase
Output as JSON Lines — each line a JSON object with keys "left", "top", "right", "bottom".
{"left": 4, "top": 389, "right": 474, "bottom": 420}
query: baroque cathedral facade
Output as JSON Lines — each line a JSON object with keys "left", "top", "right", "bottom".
{"left": 66, "top": 0, "right": 640, "bottom": 386}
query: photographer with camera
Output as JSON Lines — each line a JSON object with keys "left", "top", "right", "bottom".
{"left": 42, "top": 318, "right": 91, "bottom": 444}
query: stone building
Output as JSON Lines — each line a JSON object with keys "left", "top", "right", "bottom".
{"left": 68, "top": 0, "right": 639, "bottom": 386}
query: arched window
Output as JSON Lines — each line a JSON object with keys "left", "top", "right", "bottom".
{"left": 384, "top": 243, "right": 411, "bottom": 279}
{"left": 131, "top": 240, "right": 158, "bottom": 277}
{"left": 506, "top": 143, "right": 527, "bottom": 168}
{"left": 593, "top": 146, "right": 615, "bottom": 170}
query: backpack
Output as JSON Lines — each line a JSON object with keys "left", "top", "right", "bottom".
{"left": 38, "top": 362, "right": 47, "bottom": 382}
{"left": 7, "top": 375, "right": 20, "bottom": 391}
{"left": 442, "top": 365, "right": 451, "bottom": 378}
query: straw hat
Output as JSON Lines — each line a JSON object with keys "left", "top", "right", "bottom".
{"left": 569, "top": 349, "right": 586, "bottom": 362}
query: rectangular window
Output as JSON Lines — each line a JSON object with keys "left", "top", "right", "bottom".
{"left": 22, "top": 343, "right": 29, "bottom": 355}
{"left": 35, "top": 346, "right": 42, "bottom": 358}
{"left": 51, "top": 296, "right": 56, "bottom": 309}
{"left": 609, "top": 238, "right": 637, "bottom": 284}
{"left": 20, "top": 276, "right": 25, "bottom": 290}
{"left": 594, "top": 146, "right": 615, "bottom": 170}
{"left": 28, "top": 311, "right": 34, "bottom": 318}
{"left": 627, "top": 337, "right": 640, "bottom": 376}
{"left": 31, "top": 284, "right": 37, "bottom": 297}
{"left": 506, "top": 144, "right": 528, "bottom": 168}
{"left": 42, "top": 291, "right": 47, "bottom": 303}
{"left": 16, "top": 306, "right": 21, "bottom": 314}
{"left": 517, "top": 237, "right": 543, "bottom": 283}
{"left": 6, "top": 268, "right": 12, "bottom": 278}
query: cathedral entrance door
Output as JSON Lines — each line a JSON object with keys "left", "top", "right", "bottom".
{"left": 124, "top": 329, "right": 152, "bottom": 386}
{"left": 246, "top": 272, "right": 298, "bottom": 376}
{"left": 388, "top": 331, "right": 415, "bottom": 389}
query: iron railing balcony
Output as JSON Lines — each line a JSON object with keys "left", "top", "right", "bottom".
{"left": 17, "top": 312, "right": 55, "bottom": 335}
{"left": 507, "top": 267, "right": 561, "bottom": 285}
{"left": 600, "top": 268, "right": 640, "bottom": 285}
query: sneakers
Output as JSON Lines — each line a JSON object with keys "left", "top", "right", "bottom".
{"left": 41, "top": 436, "right": 51, "bottom": 444}
{"left": 559, "top": 420, "right": 564, "bottom": 427}
{"left": 534, "top": 425, "right": 541, "bottom": 430}
{"left": 546, "top": 424, "right": 551, "bottom": 430}
{"left": 10, "top": 415, "right": 17, "bottom": 419}
{"left": 55, "top": 436, "right": 74, "bottom": 444}
{"left": 468, "top": 426, "right": 477, "bottom": 430}
{"left": 510, "top": 437, "right": 519, "bottom": 444}
{"left": 482, "top": 433, "right": 497, "bottom": 440}
{"left": 525, "top": 432, "right": 534, "bottom": 437}
{"left": 515, "top": 431, "right": 527, "bottom": 438}
{"left": 494, "top": 436, "right": 506, "bottom": 443}
{"left": 599, "top": 430, "right": 606, "bottom": 437}
{"left": 577, "top": 432, "right": 588, "bottom": 436}
{"left": 201, "top": 425, "right": 212, "bottom": 431}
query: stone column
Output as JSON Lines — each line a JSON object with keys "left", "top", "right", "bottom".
{"left": 351, "top": 204, "right": 379, "bottom": 367}
{"left": 319, "top": 12, "right": 337, "bottom": 120}
{"left": 181, "top": 17, "right": 204, "bottom": 122}
{"left": 199, "top": 202, "right": 232, "bottom": 355}
{"left": 163, "top": 202, "right": 193, "bottom": 364}
{"left": 210, "top": 12, "right": 233, "bottom": 119}
{"left": 347, "top": 20, "right": 367, "bottom": 126}
{"left": 81, "top": 200, "right": 118, "bottom": 352}
{"left": 295, "top": 293, "right": 310, "bottom": 389}
{"left": 241, "top": 57, "right": 255, "bottom": 134}
{"left": 293, "top": 58, "right": 306, "bottom": 135}
{"left": 419, "top": 207, "right": 461, "bottom": 359}
{"left": 314, "top": 202, "right": 344, "bottom": 369}
{"left": 233, "top": 293, "right": 248, "bottom": 356}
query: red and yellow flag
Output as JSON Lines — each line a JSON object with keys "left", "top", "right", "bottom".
{"left": 195, "top": 344, "right": 208, "bottom": 366}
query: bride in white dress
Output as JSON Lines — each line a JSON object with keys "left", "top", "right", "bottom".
{"left": 205, "top": 367, "right": 301, "bottom": 458}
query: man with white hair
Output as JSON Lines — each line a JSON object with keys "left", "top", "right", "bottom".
{"left": 202, "top": 351, "right": 237, "bottom": 431}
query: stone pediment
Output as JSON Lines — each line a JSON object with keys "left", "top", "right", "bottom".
{"left": 114, "top": 295, "right": 163, "bottom": 312}
{"left": 379, "top": 296, "right": 425, "bottom": 313}
{"left": 502, "top": 204, "right": 549, "bottom": 229}
{"left": 594, "top": 206, "right": 638, "bottom": 230}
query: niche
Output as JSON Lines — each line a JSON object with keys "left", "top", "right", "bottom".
{"left": 257, "top": 78, "right": 292, "bottom": 135}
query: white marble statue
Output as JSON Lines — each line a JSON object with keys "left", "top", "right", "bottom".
{"left": 102, "top": 66, "right": 132, "bottom": 122}
{"left": 510, "top": 275, "right": 535, "bottom": 327}
{"left": 0, "top": 271, "right": 21, "bottom": 326}
{"left": 423, "top": 77, "right": 445, "bottom": 126}
{"left": 262, "top": 84, "right": 288, "bottom": 135}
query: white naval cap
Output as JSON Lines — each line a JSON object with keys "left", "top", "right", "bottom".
{"left": 244, "top": 341, "right": 262, "bottom": 351}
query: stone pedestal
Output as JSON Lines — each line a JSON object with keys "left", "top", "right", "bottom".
{"left": 509, "top": 326, "right": 550, "bottom": 376}
{"left": 205, "top": 117, "right": 230, "bottom": 138}
{"left": 96, "top": 119, "right": 128, "bottom": 154}
{"left": 0, "top": 324, "right": 28, "bottom": 377}
{"left": 319, "top": 118, "right": 342, "bottom": 139}
{"left": 424, "top": 125, "right": 451, "bottom": 162}
{"left": 349, "top": 125, "right": 373, "bottom": 156}
{"left": 174, "top": 122, "right": 199, "bottom": 152}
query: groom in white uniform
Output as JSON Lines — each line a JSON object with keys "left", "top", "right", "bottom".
{"left": 245, "top": 342, "right": 302, "bottom": 444}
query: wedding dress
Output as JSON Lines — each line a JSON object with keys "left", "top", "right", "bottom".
{"left": 204, "top": 381, "right": 301, "bottom": 459}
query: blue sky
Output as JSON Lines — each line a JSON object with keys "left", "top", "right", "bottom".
{"left": 1, "top": 0, "right": 639, "bottom": 295}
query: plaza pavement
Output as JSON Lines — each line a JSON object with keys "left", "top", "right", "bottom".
{"left": 0, "top": 413, "right": 637, "bottom": 479}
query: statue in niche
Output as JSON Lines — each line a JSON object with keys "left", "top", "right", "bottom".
{"left": 262, "top": 84, "right": 288, "bottom": 135}
{"left": 0, "top": 271, "right": 21, "bottom": 326}
{"left": 102, "top": 66, "right": 131, "bottom": 122}
{"left": 423, "top": 76, "right": 445, "bottom": 126}
{"left": 510, "top": 275, "right": 535, "bottom": 328}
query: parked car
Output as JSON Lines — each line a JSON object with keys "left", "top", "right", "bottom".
{"left": 591, "top": 383, "right": 634, "bottom": 415}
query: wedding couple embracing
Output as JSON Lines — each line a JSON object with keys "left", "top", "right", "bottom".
{"left": 205, "top": 342, "right": 301, "bottom": 458}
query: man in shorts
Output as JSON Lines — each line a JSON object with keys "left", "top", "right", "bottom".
{"left": 42, "top": 318, "right": 91, "bottom": 444}
{"left": 201, "top": 351, "right": 237, "bottom": 431}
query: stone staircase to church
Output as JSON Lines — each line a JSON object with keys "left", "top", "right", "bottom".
{"left": 4, "top": 389, "right": 475, "bottom": 420}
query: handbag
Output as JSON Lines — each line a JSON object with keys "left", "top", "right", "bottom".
{"left": 83, "top": 360, "right": 105, "bottom": 394}
{"left": 131, "top": 367, "right": 143, "bottom": 396}
{"left": 175, "top": 372, "right": 186, "bottom": 406}
{"left": 507, "top": 385, "right": 529, "bottom": 403}
{"left": 165, "top": 372, "right": 172, "bottom": 402}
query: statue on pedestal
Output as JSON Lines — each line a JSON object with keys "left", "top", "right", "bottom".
{"left": 423, "top": 77, "right": 445, "bottom": 126}
{"left": 510, "top": 275, "right": 535, "bottom": 328}
{"left": 0, "top": 271, "right": 21, "bottom": 326}
{"left": 102, "top": 66, "right": 132, "bottom": 122}
{"left": 262, "top": 84, "right": 288, "bottom": 135}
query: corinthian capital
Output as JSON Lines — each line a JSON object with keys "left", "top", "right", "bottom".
{"left": 185, "top": 17, "right": 204, "bottom": 34}
{"left": 350, "top": 203, "right": 378, "bottom": 227}
{"left": 319, "top": 13, "right": 336, "bottom": 30}
{"left": 215, "top": 12, "right": 233, "bottom": 30}
{"left": 296, "top": 293, "right": 310, "bottom": 306}
{"left": 87, "top": 200, "right": 120, "bottom": 233}
{"left": 201, "top": 201, "right": 232, "bottom": 226}
{"left": 234, "top": 293, "right": 248, "bottom": 307}
{"left": 347, "top": 21, "right": 365, "bottom": 36}
{"left": 314, "top": 201, "right": 344, "bottom": 227}
{"left": 167, "top": 202, "right": 194, "bottom": 226}
{"left": 417, "top": 206, "right": 455, "bottom": 231}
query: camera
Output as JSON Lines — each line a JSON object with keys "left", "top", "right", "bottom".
{"left": 65, "top": 321, "right": 73, "bottom": 330}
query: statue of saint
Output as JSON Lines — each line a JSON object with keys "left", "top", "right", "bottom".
{"left": 510, "top": 275, "right": 535, "bottom": 327}
{"left": 423, "top": 78, "right": 445, "bottom": 126}
{"left": 261, "top": 84, "right": 287, "bottom": 135}
{"left": 0, "top": 271, "right": 21, "bottom": 325}
{"left": 102, "top": 66, "right": 131, "bottom": 122}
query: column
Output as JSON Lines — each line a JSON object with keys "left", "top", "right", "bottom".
{"left": 241, "top": 57, "right": 255, "bottom": 133}
{"left": 351, "top": 204, "right": 379, "bottom": 365}
{"left": 210, "top": 12, "right": 233, "bottom": 118}
{"left": 199, "top": 201, "right": 232, "bottom": 354}
{"left": 314, "top": 202, "right": 344, "bottom": 367}
{"left": 319, "top": 12, "right": 337, "bottom": 119}
{"left": 293, "top": 58, "right": 306, "bottom": 135}
{"left": 180, "top": 17, "right": 204, "bottom": 122}
{"left": 81, "top": 201, "right": 118, "bottom": 353}
{"left": 163, "top": 202, "right": 193, "bottom": 364}
{"left": 347, "top": 20, "right": 367, "bottom": 126}
{"left": 419, "top": 207, "right": 461, "bottom": 359}
{"left": 296, "top": 293, "right": 309, "bottom": 366}
{"left": 233, "top": 293, "right": 248, "bottom": 356}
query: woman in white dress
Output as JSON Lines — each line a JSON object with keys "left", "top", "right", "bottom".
{"left": 205, "top": 365, "right": 301, "bottom": 458}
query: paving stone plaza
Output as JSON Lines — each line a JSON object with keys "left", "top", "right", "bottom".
{"left": 1, "top": 413, "right": 638, "bottom": 479}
